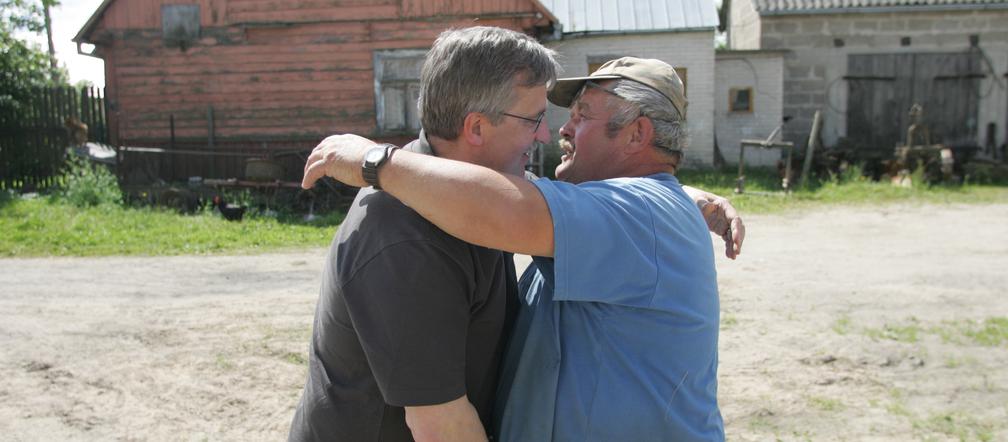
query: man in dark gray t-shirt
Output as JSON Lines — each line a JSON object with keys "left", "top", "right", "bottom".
{"left": 289, "top": 135, "right": 518, "bottom": 441}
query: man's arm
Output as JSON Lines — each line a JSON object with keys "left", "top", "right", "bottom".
{"left": 303, "top": 134, "right": 555, "bottom": 256}
{"left": 302, "top": 134, "right": 744, "bottom": 258}
{"left": 681, "top": 185, "right": 745, "bottom": 259}
{"left": 405, "top": 396, "right": 488, "bottom": 442}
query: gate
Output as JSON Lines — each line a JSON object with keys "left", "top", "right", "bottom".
{"left": 0, "top": 87, "right": 109, "bottom": 191}
{"left": 846, "top": 52, "right": 981, "bottom": 152}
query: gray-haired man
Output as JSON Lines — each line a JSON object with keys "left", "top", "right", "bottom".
{"left": 289, "top": 26, "right": 558, "bottom": 442}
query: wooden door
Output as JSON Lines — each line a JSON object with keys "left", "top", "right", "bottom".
{"left": 846, "top": 52, "right": 981, "bottom": 151}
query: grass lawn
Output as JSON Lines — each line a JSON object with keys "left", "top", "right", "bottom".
{"left": 0, "top": 195, "right": 342, "bottom": 257}
{"left": 678, "top": 167, "right": 1008, "bottom": 214}
{"left": 2, "top": 167, "right": 1005, "bottom": 257}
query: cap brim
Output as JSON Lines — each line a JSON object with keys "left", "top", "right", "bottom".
{"left": 548, "top": 75, "right": 622, "bottom": 107}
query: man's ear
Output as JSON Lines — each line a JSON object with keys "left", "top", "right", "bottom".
{"left": 462, "top": 112, "right": 486, "bottom": 146}
{"left": 624, "top": 116, "right": 655, "bottom": 154}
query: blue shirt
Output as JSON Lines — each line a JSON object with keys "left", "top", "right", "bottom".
{"left": 494, "top": 173, "right": 724, "bottom": 442}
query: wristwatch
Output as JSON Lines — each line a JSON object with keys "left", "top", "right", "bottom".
{"left": 361, "top": 143, "right": 399, "bottom": 190}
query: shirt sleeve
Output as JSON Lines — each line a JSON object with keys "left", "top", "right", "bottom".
{"left": 339, "top": 240, "right": 473, "bottom": 407}
{"left": 532, "top": 178, "right": 660, "bottom": 308}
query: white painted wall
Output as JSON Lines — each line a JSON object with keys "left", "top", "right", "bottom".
{"left": 729, "top": 0, "right": 762, "bottom": 50}
{"left": 715, "top": 51, "right": 785, "bottom": 166}
{"left": 546, "top": 31, "right": 718, "bottom": 165}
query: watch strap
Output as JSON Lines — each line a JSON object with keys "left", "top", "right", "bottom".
{"left": 362, "top": 144, "right": 399, "bottom": 190}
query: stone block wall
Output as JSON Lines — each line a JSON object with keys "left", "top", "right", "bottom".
{"left": 759, "top": 9, "right": 1008, "bottom": 151}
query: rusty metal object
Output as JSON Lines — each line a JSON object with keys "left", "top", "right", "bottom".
{"left": 891, "top": 104, "right": 952, "bottom": 184}
{"left": 736, "top": 117, "right": 795, "bottom": 194}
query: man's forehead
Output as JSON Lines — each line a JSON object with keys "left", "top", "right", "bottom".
{"left": 572, "top": 83, "right": 612, "bottom": 111}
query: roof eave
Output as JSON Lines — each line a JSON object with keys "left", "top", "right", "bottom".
{"left": 527, "top": 0, "right": 561, "bottom": 25}
{"left": 560, "top": 26, "right": 717, "bottom": 39}
{"left": 758, "top": 3, "right": 1008, "bottom": 16}
{"left": 72, "top": 0, "right": 115, "bottom": 44}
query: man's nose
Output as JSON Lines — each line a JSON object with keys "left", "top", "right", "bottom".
{"left": 558, "top": 119, "right": 573, "bottom": 139}
{"left": 535, "top": 118, "right": 552, "bottom": 143}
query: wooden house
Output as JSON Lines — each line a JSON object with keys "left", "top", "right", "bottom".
{"left": 74, "top": 0, "right": 557, "bottom": 182}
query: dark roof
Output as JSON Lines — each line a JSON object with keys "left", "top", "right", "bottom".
{"left": 73, "top": 0, "right": 113, "bottom": 43}
{"left": 753, "top": 0, "right": 1008, "bottom": 14}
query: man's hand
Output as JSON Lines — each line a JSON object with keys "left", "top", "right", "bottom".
{"left": 405, "top": 396, "right": 488, "bottom": 442}
{"left": 681, "top": 185, "right": 745, "bottom": 260}
{"left": 302, "top": 134, "right": 381, "bottom": 189}
{"left": 698, "top": 197, "right": 745, "bottom": 260}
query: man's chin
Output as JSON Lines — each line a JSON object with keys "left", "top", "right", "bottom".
{"left": 555, "top": 162, "right": 573, "bottom": 182}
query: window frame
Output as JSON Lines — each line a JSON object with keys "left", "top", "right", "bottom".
{"left": 729, "top": 87, "right": 754, "bottom": 113}
{"left": 373, "top": 49, "right": 428, "bottom": 135}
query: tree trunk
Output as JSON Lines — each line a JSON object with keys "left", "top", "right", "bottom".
{"left": 44, "top": 2, "right": 58, "bottom": 80}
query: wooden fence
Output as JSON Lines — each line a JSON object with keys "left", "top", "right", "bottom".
{"left": 0, "top": 86, "right": 109, "bottom": 191}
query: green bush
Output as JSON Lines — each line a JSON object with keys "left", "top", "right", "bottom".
{"left": 58, "top": 155, "right": 122, "bottom": 207}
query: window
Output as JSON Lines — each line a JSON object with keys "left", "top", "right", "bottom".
{"left": 374, "top": 50, "right": 427, "bottom": 134}
{"left": 586, "top": 60, "right": 687, "bottom": 97}
{"left": 162, "top": 5, "right": 200, "bottom": 49}
{"left": 729, "top": 87, "right": 753, "bottom": 112}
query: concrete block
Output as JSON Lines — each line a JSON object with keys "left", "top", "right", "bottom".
{"left": 908, "top": 19, "right": 933, "bottom": 31}
{"left": 788, "top": 66, "right": 812, "bottom": 79}
{"left": 877, "top": 18, "right": 907, "bottom": 32}
{"left": 983, "top": 16, "right": 1001, "bottom": 29}
{"left": 762, "top": 36, "right": 785, "bottom": 49}
{"left": 792, "top": 79, "right": 824, "bottom": 92}
{"left": 782, "top": 35, "right": 814, "bottom": 47}
{"left": 785, "top": 93, "right": 811, "bottom": 105}
{"left": 960, "top": 17, "right": 985, "bottom": 29}
{"left": 800, "top": 20, "right": 825, "bottom": 33}
{"left": 775, "top": 22, "right": 799, "bottom": 34}
{"left": 854, "top": 20, "right": 879, "bottom": 31}
{"left": 844, "top": 35, "right": 875, "bottom": 47}
{"left": 986, "top": 31, "right": 1008, "bottom": 42}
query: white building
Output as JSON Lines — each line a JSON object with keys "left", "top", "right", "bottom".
{"left": 541, "top": 0, "right": 721, "bottom": 165}
{"left": 729, "top": 0, "right": 1008, "bottom": 155}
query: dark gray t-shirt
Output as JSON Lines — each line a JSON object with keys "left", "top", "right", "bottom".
{"left": 289, "top": 137, "right": 517, "bottom": 441}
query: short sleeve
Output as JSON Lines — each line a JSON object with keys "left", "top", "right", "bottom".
{"left": 340, "top": 240, "right": 472, "bottom": 407}
{"left": 532, "top": 178, "right": 660, "bottom": 307}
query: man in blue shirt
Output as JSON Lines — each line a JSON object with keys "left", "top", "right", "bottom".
{"left": 303, "top": 57, "right": 735, "bottom": 441}
{"left": 492, "top": 58, "right": 724, "bottom": 441}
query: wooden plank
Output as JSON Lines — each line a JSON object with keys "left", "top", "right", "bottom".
{"left": 922, "top": 52, "right": 980, "bottom": 145}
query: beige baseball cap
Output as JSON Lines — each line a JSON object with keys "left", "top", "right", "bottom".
{"left": 547, "top": 57, "right": 687, "bottom": 118}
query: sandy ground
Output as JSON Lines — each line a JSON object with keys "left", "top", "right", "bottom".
{"left": 1, "top": 203, "right": 1006, "bottom": 441}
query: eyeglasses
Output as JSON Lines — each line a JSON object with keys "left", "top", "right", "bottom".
{"left": 500, "top": 110, "right": 546, "bottom": 132}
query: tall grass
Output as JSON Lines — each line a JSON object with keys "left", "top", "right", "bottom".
{"left": 59, "top": 156, "right": 123, "bottom": 207}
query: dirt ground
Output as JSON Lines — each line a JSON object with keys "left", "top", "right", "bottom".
{"left": 1, "top": 203, "right": 1006, "bottom": 441}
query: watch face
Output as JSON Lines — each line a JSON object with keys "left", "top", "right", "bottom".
{"left": 365, "top": 147, "right": 386, "bottom": 164}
